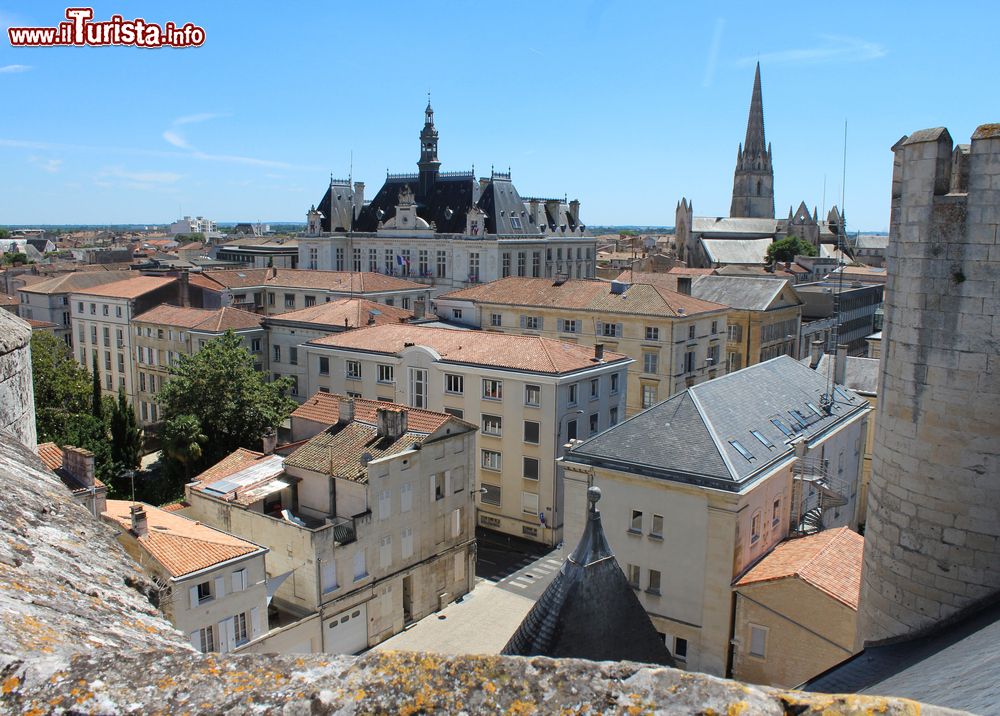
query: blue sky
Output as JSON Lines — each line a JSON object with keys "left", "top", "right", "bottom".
{"left": 1, "top": 1, "right": 997, "bottom": 229}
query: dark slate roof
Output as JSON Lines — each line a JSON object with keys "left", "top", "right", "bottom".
{"left": 318, "top": 181, "right": 359, "bottom": 233}
{"left": 354, "top": 175, "right": 478, "bottom": 234}
{"left": 800, "top": 354, "right": 879, "bottom": 396}
{"left": 803, "top": 597, "right": 1000, "bottom": 713}
{"left": 691, "top": 275, "right": 798, "bottom": 311}
{"left": 476, "top": 177, "right": 536, "bottom": 236}
{"left": 502, "top": 487, "right": 674, "bottom": 667}
{"left": 568, "top": 356, "right": 869, "bottom": 492}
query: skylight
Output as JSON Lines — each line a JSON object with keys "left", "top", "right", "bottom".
{"left": 807, "top": 402, "right": 823, "bottom": 417}
{"left": 789, "top": 410, "right": 809, "bottom": 429}
{"left": 833, "top": 386, "right": 855, "bottom": 403}
{"left": 729, "top": 439, "right": 755, "bottom": 461}
{"left": 750, "top": 430, "right": 775, "bottom": 449}
{"left": 770, "top": 417, "right": 794, "bottom": 437}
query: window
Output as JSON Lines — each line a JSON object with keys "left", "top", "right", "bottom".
{"left": 751, "top": 511, "right": 761, "bottom": 544}
{"left": 377, "top": 364, "right": 394, "bottom": 383}
{"left": 523, "top": 457, "right": 539, "bottom": 481}
{"left": 437, "top": 250, "right": 447, "bottom": 278}
{"left": 770, "top": 417, "right": 794, "bottom": 438}
{"left": 501, "top": 251, "right": 511, "bottom": 277}
{"left": 522, "top": 315, "right": 540, "bottom": 330}
{"left": 401, "top": 527, "right": 414, "bottom": 559}
{"left": 445, "top": 373, "right": 464, "bottom": 394}
{"left": 346, "top": 360, "right": 361, "bottom": 379}
{"left": 378, "top": 489, "right": 391, "bottom": 520}
{"left": 353, "top": 551, "right": 367, "bottom": 581}
{"left": 674, "top": 638, "right": 688, "bottom": 660}
{"left": 532, "top": 251, "right": 541, "bottom": 277}
{"left": 104, "top": 351, "right": 111, "bottom": 370}
{"left": 688, "top": 325, "right": 696, "bottom": 340}
{"left": 707, "top": 344, "right": 720, "bottom": 367}
{"left": 409, "top": 368, "right": 427, "bottom": 408}
{"left": 231, "top": 569, "right": 247, "bottom": 593}
{"left": 566, "top": 419, "right": 577, "bottom": 441}
{"left": 630, "top": 509, "right": 643, "bottom": 533}
{"left": 196, "top": 581, "right": 212, "bottom": 604}
{"left": 452, "top": 308, "right": 463, "bottom": 320}
{"left": 251, "top": 338, "right": 261, "bottom": 353}
{"left": 89, "top": 303, "right": 96, "bottom": 315}
{"left": 490, "top": 313, "right": 502, "bottom": 327}
{"left": 197, "top": 626, "right": 216, "bottom": 653}
{"left": 626, "top": 564, "right": 640, "bottom": 589}
{"left": 751, "top": 430, "right": 774, "bottom": 449}
{"left": 379, "top": 535, "right": 392, "bottom": 568}
{"left": 730, "top": 439, "right": 755, "bottom": 461}
{"left": 651, "top": 514, "right": 663, "bottom": 538}
{"left": 102, "top": 326, "right": 110, "bottom": 347}
{"left": 647, "top": 569, "right": 661, "bottom": 595}
{"left": 568, "top": 383, "right": 578, "bottom": 405}
{"left": 772, "top": 497, "right": 782, "bottom": 526}
{"left": 524, "top": 384, "right": 540, "bottom": 406}
{"left": 102, "top": 304, "right": 109, "bottom": 316}
{"left": 234, "top": 613, "right": 249, "bottom": 646}
{"left": 468, "top": 252, "right": 480, "bottom": 281}
{"left": 481, "top": 483, "right": 501, "bottom": 506}
{"left": 335, "top": 247, "right": 345, "bottom": 271}
{"left": 481, "top": 449, "right": 502, "bottom": 471}
{"left": 643, "top": 351, "right": 658, "bottom": 374}
{"left": 727, "top": 324, "right": 743, "bottom": 342}
{"left": 268, "top": 291, "right": 276, "bottom": 306}
{"left": 559, "top": 319, "right": 578, "bottom": 333}
{"left": 645, "top": 326, "right": 659, "bottom": 341}
{"left": 597, "top": 321, "right": 622, "bottom": 337}
{"left": 642, "top": 384, "right": 657, "bottom": 409}
{"left": 482, "top": 379, "right": 502, "bottom": 400}
{"left": 749, "top": 625, "right": 767, "bottom": 658}
{"left": 434, "top": 472, "right": 446, "bottom": 501}
{"left": 590, "top": 378, "right": 599, "bottom": 399}
{"left": 401, "top": 482, "right": 413, "bottom": 513}
{"left": 273, "top": 345, "right": 281, "bottom": 363}
{"left": 77, "top": 301, "right": 84, "bottom": 313}
{"left": 523, "top": 420, "right": 539, "bottom": 444}
{"left": 289, "top": 347, "right": 298, "bottom": 366}
{"left": 711, "top": 320, "right": 718, "bottom": 334}
{"left": 610, "top": 373, "right": 620, "bottom": 394}
{"left": 318, "top": 356, "right": 329, "bottom": 376}
{"left": 521, "top": 490, "right": 539, "bottom": 516}
{"left": 444, "top": 407, "right": 464, "bottom": 419}
{"left": 589, "top": 413, "right": 599, "bottom": 434}
{"left": 284, "top": 293, "right": 295, "bottom": 309}
{"left": 481, "top": 414, "right": 502, "bottom": 436}
{"left": 609, "top": 406, "right": 619, "bottom": 425}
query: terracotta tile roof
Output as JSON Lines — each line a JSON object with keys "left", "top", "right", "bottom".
{"left": 266, "top": 297, "right": 413, "bottom": 328}
{"left": 309, "top": 324, "right": 632, "bottom": 374}
{"left": 0, "top": 294, "right": 17, "bottom": 306}
{"left": 17, "top": 270, "right": 134, "bottom": 295}
{"left": 438, "top": 277, "right": 726, "bottom": 318}
{"left": 735, "top": 527, "right": 864, "bottom": 609}
{"left": 284, "top": 420, "right": 423, "bottom": 482}
{"left": 133, "top": 304, "right": 262, "bottom": 332}
{"left": 190, "top": 451, "right": 288, "bottom": 507}
{"left": 160, "top": 502, "right": 190, "bottom": 513}
{"left": 291, "top": 392, "right": 459, "bottom": 434}
{"left": 666, "top": 267, "right": 718, "bottom": 275}
{"left": 71, "top": 275, "right": 175, "bottom": 299}
{"left": 102, "top": 500, "right": 264, "bottom": 578}
{"left": 195, "top": 268, "right": 426, "bottom": 293}
{"left": 36, "top": 442, "right": 64, "bottom": 471}
{"left": 27, "top": 319, "right": 57, "bottom": 329}
{"left": 193, "top": 447, "right": 267, "bottom": 485}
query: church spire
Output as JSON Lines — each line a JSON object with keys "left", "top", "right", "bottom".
{"left": 730, "top": 62, "right": 775, "bottom": 219}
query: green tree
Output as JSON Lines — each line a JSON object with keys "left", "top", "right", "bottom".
{"left": 157, "top": 330, "right": 295, "bottom": 473}
{"left": 30, "top": 332, "right": 92, "bottom": 442}
{"left": 766, "top": 236, "right": 817, "bottom": 264}
{"left": 161, "top": 414, "right": 207, "bottom": 483}
{"left": 91, "top": 352, "right": 103, "bottom": 419}
{"left": 109, "top": 387, "right": 142, "bottom": 473}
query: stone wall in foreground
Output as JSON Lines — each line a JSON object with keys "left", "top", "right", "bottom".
{"left": 0, "top": 310, "right": 36, "bottom": 449}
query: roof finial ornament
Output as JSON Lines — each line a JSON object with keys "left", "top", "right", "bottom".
{"left": 588, "top": 485, "right": 602, "bottom": 513}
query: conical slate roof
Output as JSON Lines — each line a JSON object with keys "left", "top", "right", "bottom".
{"left": 502, "top": 487, "right": 675, "bottom": 666}
{"left": 743, "top": 62, "right": 767, "bottom": 156}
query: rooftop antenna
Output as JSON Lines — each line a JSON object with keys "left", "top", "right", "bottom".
{"left": 823, "top": 119, "right": 849, "bottom": 408}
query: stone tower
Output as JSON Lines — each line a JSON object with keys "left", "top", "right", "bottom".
{"left": 417, "top": 98, "right": 441, "bottom": 197}
{"left": 859, "top": 124, "right": 1000, "bottom": 644}
{"left": 730, "top": 63, "right": 775, "bottom": 219}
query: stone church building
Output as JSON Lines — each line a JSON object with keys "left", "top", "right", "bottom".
{"left": 676, "top": 64, "right": 846, "bottom": 269}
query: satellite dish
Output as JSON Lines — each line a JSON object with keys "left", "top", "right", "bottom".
{"left": 444, "top": 207, "right": 453, "bottom": 219}
{"left": 376, "top": 208, "right": 385, "bottom": 220}
{"left": 360, "top": 452, "right": 374, "bottom": 467}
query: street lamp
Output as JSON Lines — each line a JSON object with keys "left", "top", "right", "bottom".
{"left": 557, "top": 409, "right": 585, "bottom": 441}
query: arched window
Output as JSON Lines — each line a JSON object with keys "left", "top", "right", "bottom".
{"left": 757, "top": 180, "right": 762, "bottom": 196}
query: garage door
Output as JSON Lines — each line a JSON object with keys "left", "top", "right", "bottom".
{"left": 325, "top": 603, "right": 368, "bottom": 655}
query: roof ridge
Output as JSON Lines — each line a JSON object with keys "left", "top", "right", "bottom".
{"left": 797, "top": 527, "right": 850, "bottom": 575}
{"left": 688, "top": 388, "right": 739, "bottom": 480}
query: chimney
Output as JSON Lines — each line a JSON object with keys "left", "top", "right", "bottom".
{"left": 376, "top": 406, "right": 407, "bottom": 440}
{"left": 594, "top": 343, "right": 605, "bottom": 360}
{"left": 261, "top": 429, "right": 277, "bottom": 455}
{"left": 834, "top": 344, "right": 848, "bottom": 385}
{"left": 676, "top": 276, "right": 692, "bottom": 295}
{"left": 178, "top": 270, "right": 190, "bottom": 308}
{"left": 353, "top": 181, "right": 365, "bottom": 217}
{"left": 130, "top": 504, "right": 148, "bottom": 537}
{"left": 339, "top": 397, "right": 355, "bottom": 425}
{"left": 809, "top": 340, "right": 823, "bottom": 370}
{"left": 62, "top": 446, "right": 95, "bottom": 488}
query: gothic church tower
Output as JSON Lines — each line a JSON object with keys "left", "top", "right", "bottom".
{"left": 730, "top": 63, "right": 775, "bottom": 219}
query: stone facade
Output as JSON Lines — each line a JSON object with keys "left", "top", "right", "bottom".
{"left": 860, "top": 124, "right": 1000, "bottom": 644}
{"left": 0, "top": 310, "right": 36, "bottom": 450}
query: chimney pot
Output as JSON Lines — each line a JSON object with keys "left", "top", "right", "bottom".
{"left": 810, "top": 340, "right": 823, "bottom": 369}
{"left": 261, "top": 429, "right": 277, "bottom": 455}
{"left": 594, "top": 343, "right": 605, "bottom": 360}
{"left": 339, "top": 397, "right": 355, "bottom": 425}
{"left": 376, "top": 406, "right": 407, "bottom": 440}
{"left": 62, "top": 445, "right": 96, "bottom": 488}
{"left": 834, "top": 344, "right": 848, "bottom": 385}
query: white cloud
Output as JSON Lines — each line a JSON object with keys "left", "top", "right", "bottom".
{"left": 0, "top": 64, "right": 31, "bottom": 74}
{"left": 173, "top": 112, "right": 226, "bottom": 126}
{"left": 29, "top": 156, "right": 62, "bottom": 173}
{"left": 702, "top": 18, "right": 726, "bottom": 88}
{"left": 737, "top": 35, "right": 887, "bottom": 67}
{"left": 162, "top": 130, "right": 190, "bottom": 149}
{"left": 99, "top": 165, "right": 182, "bottom": 184}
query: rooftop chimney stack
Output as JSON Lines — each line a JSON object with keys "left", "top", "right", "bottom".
{"left": 339, "top": 397, "right": 355, "bottom": 425}
{"left": 594, "top": 343, "right": 605, "bottom": 361}
{"left": 62, "top": 446, "right": 95, "bottom": 488}
{"left": 834, "top": 344, "right": 848, "bottom": 385}
{"left": 178, "top": 271, "right": 190, "bottom": 308}
{"left": 376, "top": 406, "right": 408, "bottom": 440}
{"left": 261, "top": 429, "right": 277, "bottom": 455}
{"left": 129, "top": 504, "right": 148, "bottom": 537}
{"left": 810, "top": 340, "right": 823, "bottom": 370}
{"left": 676, "top": 276, "right": 692, "bottom": 295}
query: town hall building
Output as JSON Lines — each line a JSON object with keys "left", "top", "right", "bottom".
{"left": 299, "top": 101, "right": 596, "bottom": 295}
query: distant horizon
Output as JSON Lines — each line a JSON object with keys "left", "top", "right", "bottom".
{"left": 1, "top": 2, "right": 996, "bottom": 228}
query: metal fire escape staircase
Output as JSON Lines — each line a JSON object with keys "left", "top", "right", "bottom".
{"left": 791, "top": 457, "right": 849, "bottom": 535}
